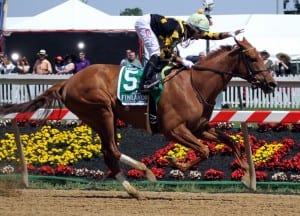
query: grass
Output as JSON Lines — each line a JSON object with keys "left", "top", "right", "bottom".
{"left": 1, "top": 174, "right": 299, "bottom": 194}
{"left": 0, "top": 175, "right": 23, "bottom": 196}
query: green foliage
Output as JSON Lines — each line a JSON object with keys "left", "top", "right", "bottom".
{"left": 21, "top": 177, "right": 300, "bottom": 194}
{"left": 120, "top": 7, "right": 143, "bottom": 16}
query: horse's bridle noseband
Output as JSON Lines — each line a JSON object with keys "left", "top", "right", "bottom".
{"left": 239, "top": 47, "right": 268, "bottom": 83}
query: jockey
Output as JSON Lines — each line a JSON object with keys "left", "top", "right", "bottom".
{"left": 135, "top": 9, "right": 244, "bottom": 92}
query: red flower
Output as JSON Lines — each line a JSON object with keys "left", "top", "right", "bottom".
{"left": 127, "top": 169, "right": 144, "bottom": 179}
{"left": 204, "top": 168, "right": 224, "bottom": 180}
{"left": 151, "top": 167, "right": 165, "bottom": 179}
{"left": 55, "top": 165, "right": 73, "bottom": 176}
{"left": 141, "top": 157, "right": 153, "bottom": 166}
{"left": 231, "top": 169, "right": 244, "bottom": 181}
{"left": 155, "top": 157, "right": 169, "bottom": 167}
{"left": 256, "top": 171, "right": 267, "bottom": 181}
{"left": 37, "top": 165, "right": 55, "bottom": 175}
{"left": 230, "top": 159, "right": 240, "bottom": 170}
{"left": 116, "top": 119, "right": 127, "bottom": 127}
{"left": 26, "top": 164, "right": 36, "bottom": 173}
{"left": 220, "top": 145, "right": 233, "bottom": 155}
{"left": 206, "top": 142, "right": 218, "bottom": 156}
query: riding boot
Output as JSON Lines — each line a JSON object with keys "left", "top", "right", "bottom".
{"left": 140, "top": 54, "right": 160, "bottom": 93}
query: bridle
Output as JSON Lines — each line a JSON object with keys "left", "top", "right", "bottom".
{"left": 190, "top": 45, "right": 269, "bottom": 107}
{"left": 192, "top": 46, "right": 269, "bottom": 88}
{"left": 238, "top": 47, "right": 269, "bottom": 86}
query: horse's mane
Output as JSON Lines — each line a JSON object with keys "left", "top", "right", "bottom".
{"left": 205, "top": 45, "right": 234, "bottom": 61}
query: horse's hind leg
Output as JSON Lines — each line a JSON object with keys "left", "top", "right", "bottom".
{"left": 83, "top": 108, "right": 155, "bottom": 199}
{"left": 82, "top": 110, "right": 140, "bottom": 199}
{"left": 201, "top": 128, "right": 252, "bottom": 190}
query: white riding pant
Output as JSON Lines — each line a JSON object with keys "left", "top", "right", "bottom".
{"left": 135, "top": 14, "right": 160, "bottom": 60}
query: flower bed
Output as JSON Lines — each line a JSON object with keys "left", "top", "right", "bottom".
{"left": 0, "top": 120, "right": 300, "bottom": 182}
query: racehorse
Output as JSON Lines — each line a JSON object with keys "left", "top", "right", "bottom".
{"left": 0, "top": 37, "right": 277, "bottom": 199}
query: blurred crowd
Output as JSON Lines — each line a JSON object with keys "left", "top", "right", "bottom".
{"left": 259, "top": 50, "right": 293, "bottom": 77}
{"left": 0, "top": 49, "right": 90, "bottom": 75}
{"left": 0, "top": 47, "right": 296, "bottom": 77}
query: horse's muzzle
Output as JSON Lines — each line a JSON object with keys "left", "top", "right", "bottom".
{"left": 251, "top": 80, "right": 277, "bottom": 94}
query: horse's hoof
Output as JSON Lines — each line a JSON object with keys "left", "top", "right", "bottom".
{"left": 165, "top": 156, "right": 188, "bottom": 172}
{"left": 165, "top": 156, "right": 177, "bottom": 165}
{"left": 241, "top": 178, "right": 250, "bottom": 189}
{"left": 145, "top": 169, "right": 157, "bottom": 182}
{"left": 129, "top": 191, "right": 144, "bottom": 200}
{"left": 241, "top": 175, "right": 256, "bottom": 191}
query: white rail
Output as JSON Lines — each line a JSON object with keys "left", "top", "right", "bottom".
{"left": 1, "top": 74, "right": 300, "bottom": 109}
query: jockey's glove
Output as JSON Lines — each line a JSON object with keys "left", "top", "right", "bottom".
{"left": 182, "top": 59, "right": 194, "bottom": 68}
{"left": 228, "top": 31, "right": 237, "bottom": 37}
{"left": 228, "top": 29, "right": 244, "bottom": 37}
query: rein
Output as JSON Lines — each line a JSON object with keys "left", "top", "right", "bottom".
{"left": 192, "top": 47, "right": 268, "bottom": 82}
{"left": 190, "top": 68, "right": 215, "bottom": 108}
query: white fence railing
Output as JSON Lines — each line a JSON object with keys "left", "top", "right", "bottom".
{"left": 1, "top": 74, "right": 300, "bottom": 109}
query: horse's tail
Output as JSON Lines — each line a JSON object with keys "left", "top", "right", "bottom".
{"left": 0, "top": 81, "right": 66, "bottom": 115}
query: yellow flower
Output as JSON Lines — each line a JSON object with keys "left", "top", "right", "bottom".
{"left": 253, "top": 143, "right": 283, "bottom": 164}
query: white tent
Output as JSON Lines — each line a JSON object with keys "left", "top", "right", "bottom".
{"left": 176, "top": 14, "right": 300, "bottom": 58}
{"left": 4, "top": 0, "right": 300, "bottom": 57}
{"left": 4, "top": 0, "right": 133, "bottom": 32}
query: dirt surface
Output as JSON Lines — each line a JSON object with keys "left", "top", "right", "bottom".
{"left": 1, "top": 189, "right": 299, "bottom": 216}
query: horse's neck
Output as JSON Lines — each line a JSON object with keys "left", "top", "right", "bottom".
{"left": 194, "top": 57, "right": 236, "bottom": 103}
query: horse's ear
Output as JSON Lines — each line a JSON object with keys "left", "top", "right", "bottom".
{"left": 234, "top": 37, "right": 248, "bottom": 49}
{"left": 234, "top": 36, "right": 245, "bottom": 45}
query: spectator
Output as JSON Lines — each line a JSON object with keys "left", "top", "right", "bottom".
{"left": 56, "top": 55, "right": 76, "bottom": 75}
{"left": 120, "top": 51, "right": 142, "bottom": 68}
{"left": 260, "top": 50, "right": 274, "bottom": 76}
{"left": 15, "top": 56, "right": 30, "bottom": 74}
{"left": 54, "top": 56, "right": 65, "bottom": 74}
{"left": 32, "top": 49, "right": 52, "bottom": 74}
{"left": 0, "top": 54, "right": 15, "bottom": 74}
{"left": 120, "top": 49, "right": 132, "bottom": 65}
{"left": 275, "top": 52, "right": 291, "bottom": 76}
{"left": 0, "top": 52, "right": 6, "bottom": 74}
{"left": 75, "top": 51, "right": 90, "bottom": 73}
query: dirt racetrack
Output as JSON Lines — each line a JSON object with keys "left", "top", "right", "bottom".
{"left": 1, "top": 189, "right": 299, "bottom": 216}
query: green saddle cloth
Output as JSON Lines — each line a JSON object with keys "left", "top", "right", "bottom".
{"left": 117, "top": 63, "right": 177, "bottom": 105}
{"left": 117, "top": 65, "right": 163, "bottom": 105}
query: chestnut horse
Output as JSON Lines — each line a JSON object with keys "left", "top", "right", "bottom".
{"left": 0, "top": 37, "right": 277, "bottom": 199}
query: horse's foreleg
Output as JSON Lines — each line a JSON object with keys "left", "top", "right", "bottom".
{"left": 202, "top": 128, "right": 251, "bottom": 190}
{"left": 119, "top": 154, "right": 156, "bottom": 182}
